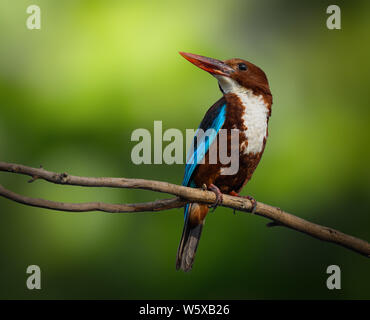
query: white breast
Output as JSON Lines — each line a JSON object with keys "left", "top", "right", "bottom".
{"left": 239, "top": 91, "right": 269, "bottom": 154}
{"left": 216, "top": 76, "right": 269, "bottom": 154}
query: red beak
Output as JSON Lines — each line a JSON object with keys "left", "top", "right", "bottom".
{"left": 179, "top": 52, "right": 234, "bottom": 77}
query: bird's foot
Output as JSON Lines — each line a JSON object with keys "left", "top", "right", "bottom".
{"left": 208, "top": 183, "right": 223, "bottom": 211}
{"left": 229, "top": 191, "right": 239, "bottom": 215}
{"left": 245, "top": 195, "right": 257, "bottom": 214}
{"left": 229, "top": 191, "right": 257, "bottom": 214}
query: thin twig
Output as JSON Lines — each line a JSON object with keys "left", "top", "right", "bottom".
{"left": 0, "top": 185, "right": 185, "bottom": 213}
{"left": 0, "top": 161, "right": 369, "bottom": 258}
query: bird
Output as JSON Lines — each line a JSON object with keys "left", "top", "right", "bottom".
{"left": 176, "top": 52, "right": 273, "bottom": 272}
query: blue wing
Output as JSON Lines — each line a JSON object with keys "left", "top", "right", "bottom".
{"left": 182, "top": 98, "right": 227, "bottom": 188}
{"left": 182, "top": 99, "right": 226, "bottom": 220}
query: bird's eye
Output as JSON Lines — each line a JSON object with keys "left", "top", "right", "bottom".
{"left": 238, "top": 63, "right": 247, "bottom": 71}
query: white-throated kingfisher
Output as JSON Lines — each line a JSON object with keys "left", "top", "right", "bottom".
{"left": 176, "top": 52, "right": 273, "bottom": 271}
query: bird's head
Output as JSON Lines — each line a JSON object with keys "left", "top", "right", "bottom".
{"left": 179, "top": 52, "right": 271, "bottom": 98}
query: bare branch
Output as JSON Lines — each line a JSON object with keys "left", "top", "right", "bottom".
{"left": 0, "top": 185, "right": 185, "bottom": 213}
{"left": 0, "top": 161, "right": 369, "bottom": 258}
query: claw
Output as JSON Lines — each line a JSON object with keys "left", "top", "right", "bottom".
{"left": 208, "top": 183, "right": 223, "bottom": 211}
{"left": 230, "top": 191, "right": 239, "bottom": 215}
{"left": 245, "top": 195, "right": 257, "bottom": 214}
{"left": 229, "top": 191, "right": 257, "bottom": 214}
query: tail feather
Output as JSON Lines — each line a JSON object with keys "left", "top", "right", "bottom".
{"left": 176, "top": 203, "right": 208, "bottom": 272}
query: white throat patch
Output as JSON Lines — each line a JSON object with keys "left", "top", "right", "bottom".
{"left": 216, "top": 76, "right": 269, "bottom": 154}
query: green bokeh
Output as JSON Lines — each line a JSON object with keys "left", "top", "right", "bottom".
{"left": 0, "top": 0, "right": 369, "bottom": 299}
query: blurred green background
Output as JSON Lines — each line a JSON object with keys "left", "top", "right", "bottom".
{"left": 0, "top": 0, "right": 369, "bottom": 299}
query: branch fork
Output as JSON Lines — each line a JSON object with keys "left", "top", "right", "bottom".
{"left": 0, "top": 161, "right": 369, "bottom": 258}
